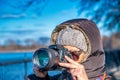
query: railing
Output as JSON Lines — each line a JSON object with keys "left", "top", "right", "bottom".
{"left": 0, "top": 52, "right": 33, "bottom": 80}
{"left": 0, "top": 50, "right": 120, "bottom": 80}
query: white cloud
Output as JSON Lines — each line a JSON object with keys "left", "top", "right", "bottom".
{"left": 0, "top": 13, "right": 26, "bottom": 18}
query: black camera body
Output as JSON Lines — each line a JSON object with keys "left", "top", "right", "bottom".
{"left": 33, "top": 45, "right": 73, "bottom": 71}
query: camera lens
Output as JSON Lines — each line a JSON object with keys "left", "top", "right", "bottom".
{"left": 33, "top": 45, "right": 65, "bottom": 71}
{"left": 33, "top": 49, "right": 49, "bottom": 68}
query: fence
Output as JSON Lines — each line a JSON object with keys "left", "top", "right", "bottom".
{"left": 0, "top": 52, "right": 33, "bottom": 80}
{"left": 0, "top": 50, "right": 120, "bottom": 80}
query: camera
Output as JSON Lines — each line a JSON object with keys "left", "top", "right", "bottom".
{"left": 33, "top": 45, "right": 73, "bottom": 71}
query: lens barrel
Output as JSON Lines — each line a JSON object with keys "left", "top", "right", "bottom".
{"left": 32, "top": 45, "right": 72, "bottom": 71}
{"left": 33, "top": 48, "right": 59, "bottom": 71}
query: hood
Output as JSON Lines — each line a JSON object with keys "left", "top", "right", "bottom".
{"left": 51, "top": 18, "right": 104, "bottom": 61}
{"left": 50, "top": 18, "right": 105, "bottom": 79}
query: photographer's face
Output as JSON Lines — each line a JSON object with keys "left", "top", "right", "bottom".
{"left": 64, "top": 46, "right": 86, "bottom": 63}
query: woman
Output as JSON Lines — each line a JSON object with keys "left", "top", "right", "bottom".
{"left": 27, "top": 18, "right": 109, "bottom": 80}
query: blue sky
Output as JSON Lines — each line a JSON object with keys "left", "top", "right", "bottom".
{"left": 0, "top": 0, "right": 111, "bottom": 45}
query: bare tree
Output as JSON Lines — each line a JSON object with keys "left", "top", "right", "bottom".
{"left": 69, "top": 0, "right": 120, "bottom": 33}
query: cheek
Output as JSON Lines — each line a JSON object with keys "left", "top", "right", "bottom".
{"left": 76, "top": 53, "right": 86, "bottom": 63}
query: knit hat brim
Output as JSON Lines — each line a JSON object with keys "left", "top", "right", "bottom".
{"left": 56, "top": 26, "right": 88, "bottom": 52}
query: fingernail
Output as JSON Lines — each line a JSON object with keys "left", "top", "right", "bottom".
{"left": 65, "top": 56, "right": 67, "bottom": 57}
{"left": 58, "top": 63, "right": 61, "bottom": 65}
{"left": 58, "top": 63, "right": 62, "bottom": 66}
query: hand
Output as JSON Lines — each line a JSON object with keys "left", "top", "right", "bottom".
{"left": 58, "top": 56, "right": 88, "bottom": 80}
{"left": 33, "top": 65, "right": 48, "bottom": 78}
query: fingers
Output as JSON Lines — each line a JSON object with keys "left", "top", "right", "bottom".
{"left": 59, "top": 56, "right": 88, "bottom": 80}
{"left": 33, "top": 69, "right": 47, "bottom": 78}
{"left": 33, "top": 65, "right": 48, "bottom": 78}
{"left": 58, "top": 56, "right": 80, "bottom": 68}
{"left": 59, "top": 62, "right": 77, "bottom": 68}
{"left": 64, "top": 56, "right": 79, "bottom": 65}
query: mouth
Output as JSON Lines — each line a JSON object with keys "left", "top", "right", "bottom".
{"left": 71, "top": 53, "right": 79, "bottom": 61}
